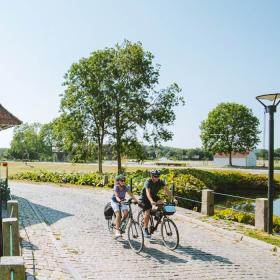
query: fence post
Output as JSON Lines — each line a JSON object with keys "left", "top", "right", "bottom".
{"left": 7, "top": 200, "right": 19, "bottom": 220}
{"left": 130, "top": 178, "right": 133, "bottom": 194}
{"left": 2, "top": 218, "right": 20, "bottom": 256}
{"left": 171, "top": 183, "right": 175, "bottom": 197}
{"left": 0, "top": 256, "right": 25, "bottom": 280}
{"left": 103, "top": 175, "right": 108, "bottom": 186}
{"left": 255, "top": 198, "right": 268, "bottom": 232}
{"left": 201, "top": 189, "right": 214, "bottom": 216}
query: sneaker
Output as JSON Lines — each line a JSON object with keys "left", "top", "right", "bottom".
{"left": 143, "top": 228, "right": 151, "bottom": 238}
{"left": 115, "top": 230, "right": 122, "bottom": 238}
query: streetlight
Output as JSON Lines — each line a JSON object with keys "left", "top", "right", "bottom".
{"left": 256, "top": 93, "right": 280, "bottom": 234}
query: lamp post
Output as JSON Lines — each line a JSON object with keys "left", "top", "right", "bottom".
{"left": 256, "top": 93, "right": 280, "bottom": 234}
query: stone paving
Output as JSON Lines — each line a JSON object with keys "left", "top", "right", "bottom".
{"left": 10, "top": 182, "right": 280, "bottom": 280}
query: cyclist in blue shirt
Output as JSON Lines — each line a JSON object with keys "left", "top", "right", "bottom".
{"left": 111, "top": 174, "right": 139, "bottom": 238}
{"left": 140, "top": 170, "right": 177, "bottom": 237}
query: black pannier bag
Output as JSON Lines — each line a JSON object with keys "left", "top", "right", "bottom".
{"left": 104, "top": 202, "right": 114, "bottom": 219}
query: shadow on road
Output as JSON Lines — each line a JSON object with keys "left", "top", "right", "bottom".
{"left": 176, "top": 245, "right": 233, "bottom": 264}
{"left": 117, "top": 236, "right": 232, "bottom": 265}
{"left": 14, "top": 195, "right": 74, "bottom": 228}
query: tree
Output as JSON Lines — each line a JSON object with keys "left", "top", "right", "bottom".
{"left": 61, "top": 49, "right": 113, "bottom": 171}
{"left": 105, "top": 41, "right": 184, "bottom": 172}
{"left": 9, "top": 123, "right": 44, "bottom": 160}
{"left": 61, "top": 40, "right": 184, "bottom": 173}
{"left": 200, "top": 103, "right": 260, "bottom": 166}
{"left": 50, "top": 115, "right": 96, "bottom": 162}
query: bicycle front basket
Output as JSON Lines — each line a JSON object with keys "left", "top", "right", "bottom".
{"left": 163, "top": 205, "right": 176, "bottom": 215}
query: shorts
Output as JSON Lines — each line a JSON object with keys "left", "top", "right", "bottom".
{"left": 111, "top": 200, "right": 129, "bottom": 212}
{"left": 140, "top": 196, "right": 160, "bottom": 211}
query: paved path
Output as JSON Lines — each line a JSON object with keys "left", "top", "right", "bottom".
{"left": 10, "top": 182, "right": 280, "bottom": 280}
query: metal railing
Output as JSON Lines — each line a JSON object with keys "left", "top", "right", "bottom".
{"left": 9, "top": 223, "right": 13, "bottom": 256}
{"left": 9, "top": 221, "right": 14, "bottom": 279}
{"left": 105, "top": 176, "right": 256, "bottom": 216}
{"left": 10, "top": 270, "right": 14, "bottom": 280}
{"left": 213, "top": 192, "right": 256, "bottom": 215}
{"left": 175, "top": 195, "right": 202, "bottom": 204}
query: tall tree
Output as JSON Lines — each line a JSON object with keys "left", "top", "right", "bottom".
{"left": 61, "top": 40, "right": 184, "bottom": 173}
{"left": 106, "top": 41, "right": 184, "bottom": 172}
{"left": 61, "top": 49, "right": 113, "bottom": 172}
{"left": 200, "top": 103, "right": 260, "bottom": 166}
{"left": 9, "top": 123, "right": 43, "bottom": 160}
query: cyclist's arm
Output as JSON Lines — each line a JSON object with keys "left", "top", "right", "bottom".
{"left": 146, "top": 187, "right": 156, "bottom": 205}
{"left": 114, "top": 190, "right": 122, "bottom": 203}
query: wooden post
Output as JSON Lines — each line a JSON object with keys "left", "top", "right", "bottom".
{"left": 201, "top": 189, "right": 214, "bottom": 216}
{"left": 0, "top": 256, "right": 25, "bottom": 280}
{"left": 2, "top": 218, "right": 20, "bottom": 256}
{"left": 255, "top": 198, "right": 268, "bottom": 232}
{"left": 7, "top": 200, "right": 19, "bottom": 220}
{"left": 103, "top": 175, "right": 108, "bottom": 186}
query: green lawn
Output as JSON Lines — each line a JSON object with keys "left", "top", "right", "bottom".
{"left": 1, "top": 161, "right": 153, "bottom": 177}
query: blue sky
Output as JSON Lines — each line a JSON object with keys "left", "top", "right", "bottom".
{"left": 1, "top": 0, "right": 280, "bottom": 149}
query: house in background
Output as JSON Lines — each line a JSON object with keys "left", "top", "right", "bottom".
{"left": 213, "top": 151, "right": 256, "bottom": 167}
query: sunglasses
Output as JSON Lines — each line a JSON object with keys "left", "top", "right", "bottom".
{"left": 119, "top": 179, "right": 125, "bottom": 182}
{"left": 152, "top": 175, "right": 159, "bottom": 178}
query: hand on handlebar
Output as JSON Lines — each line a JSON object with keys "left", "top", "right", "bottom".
{"left": 172, "top": 198, "right": 178, "bottom": 205}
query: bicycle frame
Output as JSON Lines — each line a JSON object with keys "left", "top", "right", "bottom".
{"left": 112, "top": 199, "right": 137, "bottom": 232}
{"left": 149, "top": 210, "right": 165, "bottom": 235}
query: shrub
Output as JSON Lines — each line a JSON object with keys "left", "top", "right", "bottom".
{"left": 214, "top": 209, "right": 255, "bottom": 225}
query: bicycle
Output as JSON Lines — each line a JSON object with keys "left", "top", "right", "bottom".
{"left": 137, "top": 202, "right": 179, "bottom": 250}
{"left": 107, "top": 198, "right": 144, "bottom": 253}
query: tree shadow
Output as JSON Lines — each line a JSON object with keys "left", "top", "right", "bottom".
{"left": 21, "top": 239, "right": 39, "bottom": 250}
{"left": 176, "top": 245, "right": 233, "bottom": 264}
{"left": 13, "top": 195, "right": 74, "bottom": 228}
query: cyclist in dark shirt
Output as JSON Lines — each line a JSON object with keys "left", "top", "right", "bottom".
{"left": 140, "top": 170, "right": 177, "bottom": 237}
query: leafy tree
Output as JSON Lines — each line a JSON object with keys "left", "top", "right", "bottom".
{"left": 105, "top": 41, "right": 184, "bottom": 172}
{"left": 61, "top": 49, "right": 113, "bottom": 171}
{"left": 200, "top": 103, "right": 260, "bottom": 166}
{"left": 50, "top": 115, "right": 96, "bottom": 163}
{"left": 61, "top": 40, "right": 184, "bottom": 173}
{"left": 9, "top": 123, "right": 43, "bottom": 160}
{"left": 255, "top": 149, "right": 268, "bottom": 160}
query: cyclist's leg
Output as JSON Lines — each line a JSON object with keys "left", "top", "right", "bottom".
{"left": 143, "top": 209, "right": 151, "bottom": 228}
{"left": 111, "top": 201, "right": 121, "bottom": 233}
{"left": 115, "top": 211, "right": 121, "bottom": 228}
{"left": 142, "top": 200, "right": 152, "bottom": 236}
{"left": 121, "top": 204, "right": 129, "bottom": 220}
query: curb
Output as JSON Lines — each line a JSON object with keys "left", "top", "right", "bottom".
{"left": 175, "top": 211, "right": 280, "bottom": 254}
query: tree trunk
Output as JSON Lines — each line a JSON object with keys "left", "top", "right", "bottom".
{"left": 98, "top": 142, "right": 103, "bottom": 173}
{"left": 229, "top": 151, "right": 232, "bottom": 166}
{"left": 117, "top": 143, "right": 122, "bottom": 174}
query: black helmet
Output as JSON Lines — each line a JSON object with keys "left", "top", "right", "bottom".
{"left": 115, "top": 174, "right": 125, "bottom": 181}
{"left": 150, "top": 170, "right": 161, "bottom": 177}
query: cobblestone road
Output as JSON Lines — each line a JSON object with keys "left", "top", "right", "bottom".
{"left": 10, "top": 182, "right": 280, "bottom": 280}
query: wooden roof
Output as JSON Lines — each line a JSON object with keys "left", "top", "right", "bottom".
{"left": 0, "top": 104, "right": 22, "bottom": 131}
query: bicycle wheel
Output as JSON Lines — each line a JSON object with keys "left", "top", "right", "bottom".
{"left": 107, "top": 214, "right": 115, "bottom": 234}
{"left": 127, "top": 221, "right": 144, "bottom": 253}
{"left": 137, "top": 209, "right": 145, "bottom": 227}
{"left": 161, "top": 218, "right": 179, "bottom": 250}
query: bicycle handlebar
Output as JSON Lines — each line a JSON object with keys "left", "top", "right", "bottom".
{"left": 119, "top": 198, "right": 140, "bottom": 205}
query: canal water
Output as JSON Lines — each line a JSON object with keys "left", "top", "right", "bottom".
{"left": 274, "top": 198, "right": 280, "bottom": 216}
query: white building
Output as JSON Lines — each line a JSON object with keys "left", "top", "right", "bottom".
{"left": 213, "top": 151, "right": 256, "bottom": 167}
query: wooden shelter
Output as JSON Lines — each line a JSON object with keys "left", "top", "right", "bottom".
{"left": 0, "top": 104, "right": 22, "bottom": 131}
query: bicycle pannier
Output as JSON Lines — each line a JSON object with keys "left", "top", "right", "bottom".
{"left": 163, "top": 205, "right": 176, "bottom": 215}
{"left": 104, "top": 202, "right": 114, "bottom": 220}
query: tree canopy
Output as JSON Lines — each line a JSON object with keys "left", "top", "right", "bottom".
{"left": 200, "top": 103, "right": 260, "bottom": 165}
{"left": 60, "top": 40, "right": 184, "bottom": 172}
